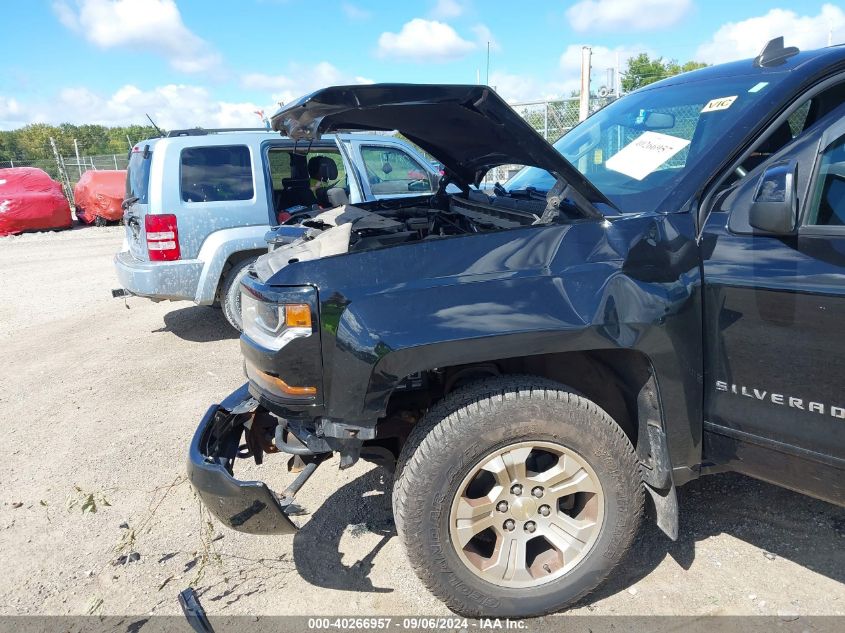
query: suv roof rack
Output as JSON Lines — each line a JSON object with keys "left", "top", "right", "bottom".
{"left": 166, "top": 127, "right": 275, "bottom": 137}
{"left": 754, "top": 36, "right": 800, "bottom": 68}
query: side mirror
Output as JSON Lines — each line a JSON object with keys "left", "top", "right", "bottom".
{"left": 749, "top": 162, "right": 797, "bottom": 234}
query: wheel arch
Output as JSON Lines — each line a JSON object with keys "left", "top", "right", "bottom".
{"left": 192, "top": 225, "right": 270, "bottom": 305}
{"left": 215, "top": 248, "right": 266, "bottom": 301}
{"left": 381, "top": 346, "right": 664, "bottom": 453}
{"left": 383, "top": 346, "right": 679, "bottom": 541}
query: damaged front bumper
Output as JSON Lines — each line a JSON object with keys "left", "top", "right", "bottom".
{"left": 187, "top": 385, "right": 300, "bottom": 535}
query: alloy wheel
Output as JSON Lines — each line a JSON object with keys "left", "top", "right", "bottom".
{"left": 448, "top": 440, "right": 604, "bottom": 589}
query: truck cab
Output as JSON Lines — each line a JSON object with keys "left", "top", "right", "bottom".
{"left": 187, "top": 41, "right": 845, "bottom": 618}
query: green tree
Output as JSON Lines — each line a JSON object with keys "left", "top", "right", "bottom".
{"left": 0, "top": 123, "right": 162, "bottom": 162}
{"left": 0, "top": 131, "right": 21, "bottom": 161}
{"left": 622, "top": 53, "right": 708, "bottom": 92}
{"left": 15, "top": 124, "right": 55, "bottom": 160}
{"left": 75, "top": 124, "right": 110, "bottom": 154}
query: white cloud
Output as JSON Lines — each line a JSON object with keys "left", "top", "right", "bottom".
{"left": 0, "top": 96, "right": 24, "bottom": 130}
{"left": 471, "top": 24, "right": 500, "bottom": 51}
{"left": 341, "top": 2, "right": 371, "bottom": 21}
{"left": 431, "top": 0, "right": 465, "bottom": 19}
{"left": 242, "top": 62, "right": 374, "bottom": 106}
{"left": 489, "top": 72, "right": 555, "bottom": 103}
{"left": 567, "top": 0, "right": 693, "bottom": 33}
{"left": 696, "top": 4, "right": 845, "bottom": 64}
{"left": 1, "top": 84, "right": 265, "bottom": 130}
{"left": 0, "top": 97, "right": 22, "bottom": 118}
{"left": 52, "top": 0, "right": 221, "bottom": 73}
{"left": 487, "top": 44, "right": 649, "bottom": 103}
{"left": 377, "top": 18, "right": 477, "bottom": 62}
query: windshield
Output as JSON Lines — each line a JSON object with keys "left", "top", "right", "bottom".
{"left": 506, "top": 73, "right": 787, "bottom": 213}
{"left": 126, "top": 148, "right": 153, "bottom": 204}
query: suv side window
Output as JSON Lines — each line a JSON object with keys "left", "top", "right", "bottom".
{"left": 181, "top": 145, "right": 253, "bottom": 203}
{"left": 267, "top": 149, "right": 292, "bottom": 184}
{"left": 360, "top": 146, "right": 434, "bottom": 195}
{"left": 266, "top": 149, "right": 347, "bottom": 190}
{"left": 805, "top": 132, "right": 845, "bottom": 226}
{"left": 310, "top": 152, "right": 347, "bottom": 187}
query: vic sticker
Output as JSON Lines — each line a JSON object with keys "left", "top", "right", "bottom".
{"left": 702, "top": 96, "right": 737, "bottom": 113}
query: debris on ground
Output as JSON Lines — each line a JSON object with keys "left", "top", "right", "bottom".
{"left": 113, "top": 552, "right": 141, "bottom": 566}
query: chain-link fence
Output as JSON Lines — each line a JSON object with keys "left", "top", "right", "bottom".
{"left": 512, "top": 99, "right": 577, "bottom": 142}
{"left": 0, "top": 152, "right": 128, "bottom": 207}
{"left": 0, "top": 157, "right": 61, "bottom": 179}
{"left": 0, "top": 154, "right": 128, "bottom": 187}
{"left": 64, "top": 154, "right": 129, "bottom": 176}
{"left": 483, "top": 96, "right": 616, "bottom": 184}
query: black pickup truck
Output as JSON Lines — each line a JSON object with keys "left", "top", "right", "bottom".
{"left": 187, "top": 39, "right": 845, "bottom": 618}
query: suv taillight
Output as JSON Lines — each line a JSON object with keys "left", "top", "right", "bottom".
{"left": 145, "top": 214, "right": 180, "bottom": 261}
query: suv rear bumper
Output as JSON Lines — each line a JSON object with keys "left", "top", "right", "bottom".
{"left": 187, "top": 385, "right": 298, "bottom": 535}
{"left": 114, "top": 250, "right": 204, "bottom": 302}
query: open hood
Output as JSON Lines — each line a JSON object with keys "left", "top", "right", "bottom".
{"left": 270, "top": 84, "right": 613, "bottom": 206}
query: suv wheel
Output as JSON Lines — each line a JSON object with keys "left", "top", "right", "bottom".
{"left": 393, "top": 376, "right": 643, "bottom": 618}
{"left": 221, "top": 257, "right": 257, "bottom": 332}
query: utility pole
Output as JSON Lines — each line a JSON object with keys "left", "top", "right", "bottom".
{"left": 579, "top": 46, "right": 591, "bottom": 121}
{"left": 73, "top": 139, "right": 83, "bottom": 180}
{"left": 615, "top": 51, "right": 622, "bottom": 97}
{"left": 486, "top": 41, "right": 490, "bottom": 86}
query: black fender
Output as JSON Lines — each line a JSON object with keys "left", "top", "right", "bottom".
{"left": 268, "top": 212, "right": 705, "bottom": 474}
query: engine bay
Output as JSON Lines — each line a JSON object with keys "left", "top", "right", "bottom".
{"left": 257, "top": 187, "right": 584, "bottom": 279}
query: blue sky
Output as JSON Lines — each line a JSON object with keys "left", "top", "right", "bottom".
{"left": 1, "top": 0, "right": 843, "bottom": 129}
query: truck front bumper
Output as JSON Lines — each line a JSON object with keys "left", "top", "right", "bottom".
{"left": 187, "top": 385, "right": 299, "bottom": 535}
{"left": 114, "top": 250, "right": 204, "bottom": 302}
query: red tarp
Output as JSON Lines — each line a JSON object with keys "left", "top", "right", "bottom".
{"left": 0, "top": 167, "right": 72, "bottom": 237}
{"left": 73, "top": 169, "right": 127, "bottom": 224}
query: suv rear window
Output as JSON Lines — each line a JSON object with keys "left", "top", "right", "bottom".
{"left": 126, "top": 149, "right": 152, "bottom": 203}
{"left": 180, "top": 145, "right": 254, "bottom": 203}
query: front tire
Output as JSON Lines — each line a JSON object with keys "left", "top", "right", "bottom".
{"left": 393, "top": 376, "right": 643, "bottom": 618}
{"left": 221, "top": 257, "right": 257, "bottom": 332}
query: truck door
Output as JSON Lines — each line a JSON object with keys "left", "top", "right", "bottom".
{"left": 348, "top": 139, "right": 438, "bottom": 201}
{"left": 700, "top": 105, "right": 845, "bottom": 504}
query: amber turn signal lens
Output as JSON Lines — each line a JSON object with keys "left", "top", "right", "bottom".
{"left": 246, "top": 361, "right": 317, "bottom": 397}
{"left": 285, "top": 303, "right": 312, "bottom": 328}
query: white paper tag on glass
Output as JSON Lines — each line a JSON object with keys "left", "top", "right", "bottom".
{"left": 605, "top": 131, "right": 691, "bottom": 181}
{"left": 701, "top": 96, "right": 737, "bottom": 112}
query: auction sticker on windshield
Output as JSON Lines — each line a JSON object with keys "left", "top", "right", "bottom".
{"left": 605, "top": 131, "right": 690, "bottom": 181}
{"left": 701, "top": 96, "right": 738, "bottom": 112}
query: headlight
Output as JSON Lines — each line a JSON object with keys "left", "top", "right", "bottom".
{"left": 241, "top": 292, "right": 313, "bottom": 351}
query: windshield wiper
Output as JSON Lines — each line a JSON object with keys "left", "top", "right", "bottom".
{"left": 494, "top": 181, "right": 548, "bottom": 201}
{"left": 505, "top": 186, "right": 547, "bottom": 201}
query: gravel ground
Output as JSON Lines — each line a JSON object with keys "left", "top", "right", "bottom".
{"left": 0, "top": 225, "right": 843, "bottom": 619}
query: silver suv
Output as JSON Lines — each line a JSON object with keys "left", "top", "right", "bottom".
{"left": 114, "top": 128, "right": 441, "bottom": 329}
